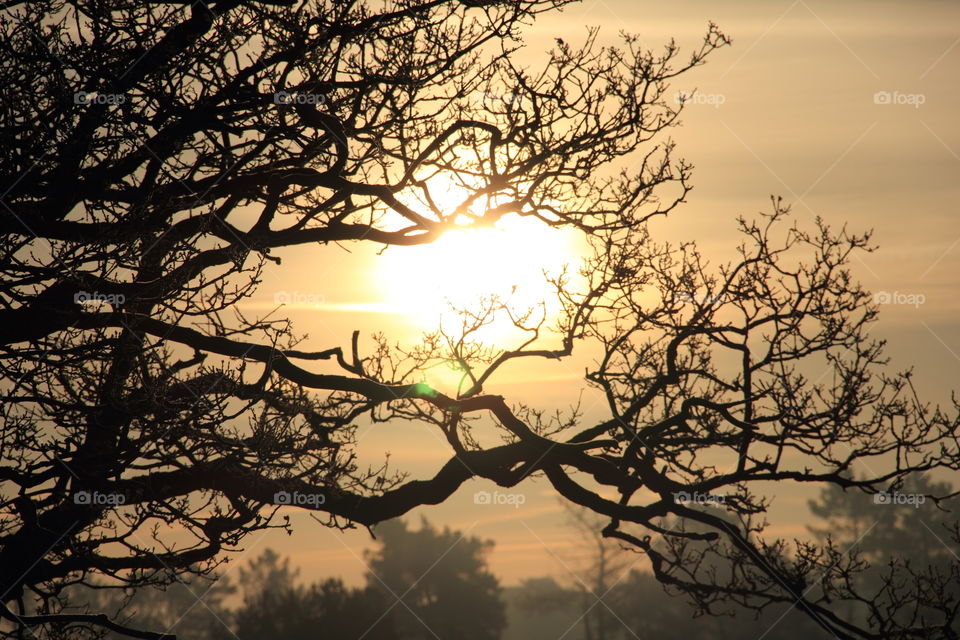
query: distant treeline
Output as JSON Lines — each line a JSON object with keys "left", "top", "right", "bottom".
{"left": 56, "top": 475, "right": 957, "bottom": 640}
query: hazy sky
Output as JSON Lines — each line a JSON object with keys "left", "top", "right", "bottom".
{"left": 234, "top": 0, "right": 960, "bottom": 588}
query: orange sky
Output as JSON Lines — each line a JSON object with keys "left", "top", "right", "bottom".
{"left": 228, "top": 0, "right": 960, "bottom": 588}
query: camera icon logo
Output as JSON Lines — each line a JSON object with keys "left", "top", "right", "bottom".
{"left": 274, "top": 491, "right": 292, "bottom": 504}
{"left": 473, "top": 491, "right": 491, "bottom": 505}
{"left": 74, "top": 490, "right": 91, "bottom": 504}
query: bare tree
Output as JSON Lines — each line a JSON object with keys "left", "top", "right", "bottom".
{"left": 561, "top": 502, "right": 633, "bottom": 640}
{"left": 1, "top": 1, "right": 957, "bottom": 639}
{"left": 513, "top": 502, "right": 633, "bottom": 640}
{"left": 565, "top": 206, "right": 960, "bottom": 639}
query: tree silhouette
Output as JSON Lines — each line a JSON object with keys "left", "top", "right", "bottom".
{"left": 209, "top": 549, "right": 398, "bottom": 640}
{"left": 365, "top": 518, "right": 505, "bottom": 640}
{"left": 808, "top": 474, "right": 958, "bottom": 567}
{"left": 66, "top": 571, "right": 235, "bottom": 640}
{"left": 557, "top": 502, "right": 633, "bottom": 640}
{"left": 804, "top": 474, "right": 960, "bottom": 635}
{"left": 1, "top": 1, "right": 959, "bottom": 639}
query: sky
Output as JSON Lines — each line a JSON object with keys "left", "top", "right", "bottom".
{"left": 230, "top": 0, "right": 960, "bottom": 589}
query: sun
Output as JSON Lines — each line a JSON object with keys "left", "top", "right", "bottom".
{"left": 377, "top": 214, "right": 581, "bottom": 341}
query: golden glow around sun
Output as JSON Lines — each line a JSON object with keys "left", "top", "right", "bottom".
{"left": 377, "top": 215, "right": 581, "bottom": 341}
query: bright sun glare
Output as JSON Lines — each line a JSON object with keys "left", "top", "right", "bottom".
{"left": 377, "top": 215, "right": 581, "bottom": 341}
